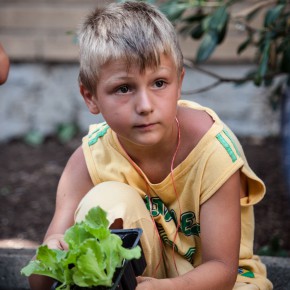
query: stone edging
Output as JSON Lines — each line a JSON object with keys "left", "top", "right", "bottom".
{"left": 0, "top": 248, "right": 289, "bottom": 290}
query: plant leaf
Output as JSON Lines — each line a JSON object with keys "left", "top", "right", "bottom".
{"left": 181, "top": 12, "right": 206, "bottom": 24}
{"left": 24, "top": 131, "right": 44, "bottom": 146}
{"left": 21, "top": 246, "right": 65, "bottom": 282}
{"left": 264, "top": 4, "right": 285, "bottom": 27}
{"left": 64, "top": 223, "right": 94, "bottom": 250}
{"left": 57, "top": 123, "right": 78, "bottom": 144}
{"left": 217, "top": 14, "right": 229, "bottom": 44}
{"left": 190, "top": 23, "right": 204, "bottom": 39}
{"left": 196, "top": 30, "right": 218, "bottom": 62}
{"left": 160, "top": 2, "right": 189, "bottom": 22}
{"left": 73, "top": 243, "right": 109, "bottom": 287}
{"left": 21, "top": 206, "right": 141, "bottom": 289}
{"left": 212, "top": 6, "right": 228, "bottom": 33}
{"left": 257, "top": 37, "right": 271, "bottom": 78}
{"left": 237, "top": 36, "right": 252, "bottom": 55}
{"left": 280, "top": 45, "right": 290, "bottom": 73}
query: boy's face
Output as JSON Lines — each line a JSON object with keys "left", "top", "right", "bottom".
{"left": 81, "top": 54, "right": 184, "bottom": 149}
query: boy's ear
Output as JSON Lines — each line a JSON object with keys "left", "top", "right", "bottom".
{"left": 80, "top": 83, "right": 100, "bottom": 114}
{"left": 180, "top": 68, "right": 185, "bottom": 84}
{"left": 177, "top": 68, "right": 185, "bottom": 99}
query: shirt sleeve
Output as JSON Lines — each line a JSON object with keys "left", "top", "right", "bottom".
{"left": 199, "top": 127, "right": 265, "bottom": 206}
{"left": 199, "top": 128, "right": 244, "bottom": 204}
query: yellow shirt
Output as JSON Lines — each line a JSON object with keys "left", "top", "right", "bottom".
{"left": 82, "top": 100, "right": 272, "bottom": 289}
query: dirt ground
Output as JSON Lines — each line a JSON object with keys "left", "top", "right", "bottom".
{"left": 0, "top": 134, "right": 290, "bottom": 255}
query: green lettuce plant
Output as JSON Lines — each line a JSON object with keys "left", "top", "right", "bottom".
{"left": 21, "top": 206, "right": 141, "bottom": 290}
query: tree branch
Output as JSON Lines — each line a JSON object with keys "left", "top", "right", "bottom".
{"left": 231, "top": 0, "right": 276, "bottom": 19}
{"left": 182, "top": 59, "right": 287, "bottom": 95}
{"left": 182, "top": 80, "right": 222, "bottom": 95}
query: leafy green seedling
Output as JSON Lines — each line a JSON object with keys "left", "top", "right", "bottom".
{"left": 21, "top": 206, "right": 141, "bottom": 290}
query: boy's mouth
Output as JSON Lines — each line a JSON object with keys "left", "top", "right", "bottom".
{"left": 134, "top": 123, "right": 157, "bottom": 130}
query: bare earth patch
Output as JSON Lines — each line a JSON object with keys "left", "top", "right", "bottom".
{"left": 0, "top": 135, "right": 289, "bottom": 255}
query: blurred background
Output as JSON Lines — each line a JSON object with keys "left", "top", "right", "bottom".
{"left": 0, "top": 0, "right": 289, "bottom": 258}
{"left": 0, "top": 0, "right": 281, "bottom": 140}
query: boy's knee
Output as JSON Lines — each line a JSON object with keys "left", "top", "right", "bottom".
{"left": 74, "top": 181, "right": 146, "bottom": 224}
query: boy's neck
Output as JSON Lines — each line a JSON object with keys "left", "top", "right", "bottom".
{"left": 117, "top": 119, "right": 181, "bottom": 183}
{"left": 119, "top": 127, "right": 179, "bottom": 163}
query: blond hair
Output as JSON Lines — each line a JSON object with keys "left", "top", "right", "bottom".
{"left": 78, "top": 1, "right": 183, "bottom": 94}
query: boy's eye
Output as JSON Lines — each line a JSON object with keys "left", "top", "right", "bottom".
{"left": 116, "top": 85, "right": 130, "bottom": 94}
{"left": 154, "top": 80, "right": 165, "bottom": 88}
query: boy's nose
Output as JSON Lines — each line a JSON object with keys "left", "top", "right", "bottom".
{"left": 135, "top": 90, "right": 153, "bottom": 115}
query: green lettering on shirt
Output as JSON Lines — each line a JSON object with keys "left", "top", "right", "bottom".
{"left": 223, "top": 129, "right": 240, "bottom": 157}
{"left": 144, "top": 196, "right": 173, "bottom": 222}
{"left": 180, "top": 212, "right": 200, "bottom": 236}
{"left": 184, "top": 247, "right": 196, "bottom": 263}
{"left": 88, "top": 122, "right": 109, "bottom": 146}
{"left": 144, "top": 195, "right": 199, "bottom": 262}
{"left": 216, "top": 132, "right": 237, "bottom": 162}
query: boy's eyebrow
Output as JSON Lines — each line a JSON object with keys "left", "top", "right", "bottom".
{"left": 106, "top": 67, "right": 172, "bottom": 83}
{"left": 158, "top": 66, "right": 173, "bottom": 72}
{"left": 103, "top": 75, "right": 134, "bottom": 85}
{"left": 101, "top": 59, "right": 174, "bottom": 83}
{"left": 107, "top": 72, "right": 133, "bottom": 79}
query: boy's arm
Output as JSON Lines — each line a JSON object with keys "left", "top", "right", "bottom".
{"left": 43, "top": 145, "right": 94, "bottom": 244}
{"left": 137, "top": 170, "right": 241, "bottom": 290}
{"left": 28, "top": 145, "right": 94, "bottom": 290}
{"left": 0, "top": 43, "right": 10, "bottom": 85}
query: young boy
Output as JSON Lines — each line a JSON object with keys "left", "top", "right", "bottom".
{"left": 29, "top": 1, "right": 272, "bottom": 289}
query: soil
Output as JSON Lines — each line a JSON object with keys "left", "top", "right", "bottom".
{"left": 0, "top": 135, "right": 290, "bottom": 255}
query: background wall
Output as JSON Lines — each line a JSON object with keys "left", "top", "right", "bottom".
{"left": 0, "top": 0, "right": 281, "bottom": 142}
{"left": 0, "top": 0, "right": 263, "bottom": 62}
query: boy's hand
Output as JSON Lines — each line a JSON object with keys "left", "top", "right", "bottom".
{"left": 0, "top": 43, "right": 10, "bottom": 85}
{"left": 136, "top": 276, "right": 157, "bottom": 290}
{"left": 43, "top": 234, "right": 68, "bottom": 250}
{"left": 136, "top": 276, "right": 174, "bottom": 290}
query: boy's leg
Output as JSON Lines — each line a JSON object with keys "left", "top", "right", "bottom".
{"left": 74, "top": 181, "right": 194, "bottom": 278}
{"left": 74, "top": 181, "right": 167, "bottom": 278}
{"left": 233, "top": 282, "right": 259, "bottom": 289}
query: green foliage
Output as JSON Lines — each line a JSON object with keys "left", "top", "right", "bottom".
{"left": 257, "top": 236, "right": 288, "bottom": 257}
{"left": 196, "top": 30, "right": 219, "bottom": 62}
{"left": 21, "top": 206, "right": 141, "bottom": 290}
{"left": 159, "top": 1, "right": 191, "bottom": 22}
{"left": 264, "top": 4, "right": 285, "bottom": 28}
{"left": 23, "top": 123, "right": 78, "bottom": 146}
{"left": 140, "top": 0, "right": 290, "bottom": 87}
{"left": 23, "top": 130, "right": 45, "bottom": 146}
{"left": 280, "top": 44, "right": 290, "bottom": 73}
{"left": 57, "top": 123, "right": 78, "bottom": 144}
{"left": 158, "top": 0, "right": 231, "bottom": 61}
